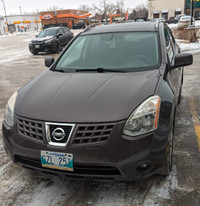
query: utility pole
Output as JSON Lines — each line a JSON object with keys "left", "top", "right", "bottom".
{"left": 190, "top": 0, "right": 194, "bottom": 25}
{"left": 19, "top": 6, "right": 22, "bottom": 15}
{"left": 0, "top": 0, "right": 9, "bottom": 32}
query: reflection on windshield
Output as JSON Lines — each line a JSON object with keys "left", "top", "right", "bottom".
{"left": 56, "top": 32, "right": 160, "bottom": 72}
{"left": 37, "top": 29, "right": 56, "bottom": 38}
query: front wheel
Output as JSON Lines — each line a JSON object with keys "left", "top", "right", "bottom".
{"left": 54, "top": 43, "right": 60, "bottom": 53}
{"left": 178, "top": 86, "right": 182, "bottom": 105}
{"left": 156, "top": 129, "right": 174, "bottom": 176}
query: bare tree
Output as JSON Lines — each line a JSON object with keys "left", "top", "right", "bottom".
{"left": 78, "top": 5, "right": 93, "bottom": 12}
{"left": 135, "top": 4, "right": 148, "bottom": 20}
{"left": 92, "top": 0, "right": 125, "bottom": 22}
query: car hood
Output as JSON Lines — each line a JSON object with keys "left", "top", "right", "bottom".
{"left": 32, "top": 36, "right": 54, "bottom": 42}
{"left": 15, "top": 69, "right": 160, "bottom": 123}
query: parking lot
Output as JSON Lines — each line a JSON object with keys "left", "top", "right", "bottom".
{"left": 0, "top": 31, "right": 200, "bottom": 206}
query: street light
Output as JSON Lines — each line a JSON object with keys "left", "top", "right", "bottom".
{"left": 190, "top": 0, "right": 195, "bottom": 26}
{"left": 0, "top": 0, "right": 9, "bottom": 32}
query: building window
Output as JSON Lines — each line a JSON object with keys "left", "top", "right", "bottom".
{"left": 162, "top": 11, "right": 168, "bottom": 20}
{"left": 153, "top": 11, "right": 160, "bottom": 19}
{"left": 175, "top": 8, "right": 181, "bottom": 17}
{"left": 195, "top": 11, "right": 200, "bottom": 19}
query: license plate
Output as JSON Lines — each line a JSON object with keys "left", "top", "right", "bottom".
{"left": 41, "top": 150, "right": 73, "bottom": 171}
{"left": 35, "top": 45, "right": 40, "bottom": 48}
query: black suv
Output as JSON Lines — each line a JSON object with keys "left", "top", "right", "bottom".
{"left": 3, "top": 21, "right": 193, "bottom": 181}
{"left": 29, "top": 27, "right": 74, "bottom": 54}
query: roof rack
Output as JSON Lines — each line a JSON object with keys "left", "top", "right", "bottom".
{"left": 83, "top": 23, "right": 102, "bottom": 33}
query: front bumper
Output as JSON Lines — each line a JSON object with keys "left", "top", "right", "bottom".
{"left": 29, "top": 43, "right": 54, "bottom": 53}
{"left": 2, "top": 116, "right": 169, "bottom": 181}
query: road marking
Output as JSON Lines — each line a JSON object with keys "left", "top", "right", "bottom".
{"left": 190, "top": 98, "right": 200, "bottom": 150}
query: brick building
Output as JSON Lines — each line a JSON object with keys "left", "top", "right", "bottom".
{"left": 40, "top": 9, "right": 91, "bottom": 29}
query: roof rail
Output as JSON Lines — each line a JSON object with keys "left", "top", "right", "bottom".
{"left": 83, "top": 23, "right": 102, "bottom": 33}
{"left": 155, "top": 19, "right": 160, "bottom": 29}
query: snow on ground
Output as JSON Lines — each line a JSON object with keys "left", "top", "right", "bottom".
{"left": 178, "top": 41, "right": 200, "bottom": 53}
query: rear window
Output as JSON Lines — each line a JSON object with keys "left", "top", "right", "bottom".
{"left": 56, "top": 32, "right": 160, "bottom": 72}
{"left": 181, "top": 16, "right": 192, "bottom": 20}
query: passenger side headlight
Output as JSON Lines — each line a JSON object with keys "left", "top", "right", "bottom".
{"left": 4, "top": 91, "right": 18, "bottom": 127}
{"left": 123, "top": 96, "right": 161, "bottom": 136}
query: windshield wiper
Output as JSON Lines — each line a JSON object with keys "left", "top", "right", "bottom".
{"left": 76, "top": 68, "right": 126, "bottom": 73}
{"left": 52, "top": 69, "right": 66, "bottom": 73}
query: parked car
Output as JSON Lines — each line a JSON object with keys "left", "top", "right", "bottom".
{"left": 72, "top": 23, "right": 86, "bottom": 29}
{"left": 165, "top": 17, "right": 177, "bottom": 24}
{"left": 178, "top": 16, "right": 195, "bottom": 28}
{"left": 125, "top": 19, "right": 135, "bottom": 23}
{"left": 29, "top": 27, "right": 74, "bottom": 55}
{"left": 136, "top": 19, "right": 145, "bottom": 22}
{"left": 174, "top": 14, "right": 186, "bottom": 23}
{"left": 3, "top": 22, "right": 193, "bottom": 181}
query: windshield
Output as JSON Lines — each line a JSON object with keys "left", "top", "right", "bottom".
{"left": 56, "top": 32, "right": 160, "bottom": 72}
{"left": 37, "top": 29, "right": 57, "bottom": 38}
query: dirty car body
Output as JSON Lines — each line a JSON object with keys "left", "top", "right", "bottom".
{"left": 3, "top": 22, "right": 193, "bottom": 181}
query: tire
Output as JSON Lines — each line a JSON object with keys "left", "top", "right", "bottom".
{"left": 156, "top": 128, "right": 174, "bottom": 176}
{"left": 54, "top": 43, "right": 60, "bottom": 53}
{"left": 178, "top": 86, "right": 182, "bottom": 105}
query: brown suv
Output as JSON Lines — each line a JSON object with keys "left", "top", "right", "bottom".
{"left": 2, "top": 21, "right": 193, "bottom": 181}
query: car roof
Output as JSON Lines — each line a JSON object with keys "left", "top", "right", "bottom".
{"left": 44, "top": 27, "right": 64, "bottom": 30}
{"left": 81, "top": 22, "right": 158, "bottom": 35}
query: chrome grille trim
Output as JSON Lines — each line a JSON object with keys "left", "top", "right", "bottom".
{"left": 72, "top": 123, "right": 115, "bottom": 145}
{"left": 18, "top": 117, "right": 44, "bottom": 142}
{"left": 45, "top": 122, "right": 75, "bottom": 147}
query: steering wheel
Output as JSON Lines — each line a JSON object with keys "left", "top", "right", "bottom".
{"left": 126, "top": 55, "right": 153, "bottom": 66}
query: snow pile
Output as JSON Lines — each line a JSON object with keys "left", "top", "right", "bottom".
{"left": 176, "top": 39, "right": 200, "bottom": 53}
{"left": 168, "top": 23, "right": 177, "bottom": 29}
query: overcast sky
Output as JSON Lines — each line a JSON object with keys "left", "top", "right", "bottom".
{"left": 0, "top": 0, "right": 147, "bottom": 15}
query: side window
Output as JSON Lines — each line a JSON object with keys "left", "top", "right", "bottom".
{"left": 57, "top": 29, "right": 64, "bottom": 35}
{"left": 63, "top": 28, "right": 69, "bottom": 33}
{"left": 164, "top": 27, "right": 174, "bottom": 63}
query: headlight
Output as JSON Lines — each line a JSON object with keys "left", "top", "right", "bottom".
{"left": 123, "top": 95, "right": 161, "bottom": 136}
{"left": 4, "top": 91, "right": 18, "bottom": 127}
{"left": 45, "top": 39, "right": 53, "bottom": 44}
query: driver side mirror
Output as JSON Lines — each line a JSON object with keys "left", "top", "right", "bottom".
{"left": 174, "top": 53, "right": 193, "bottom": 69}
{"left": 45, "top": 57, "right": 54, "bottom": 67}
{"left": 57, "top": 33, "right": 63, "bottom": 38}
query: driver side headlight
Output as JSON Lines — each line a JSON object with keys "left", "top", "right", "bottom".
{"left": 123, "top": 96, "right": 161, "bottom": 136}
{"left": 4, "top": 91, "right": 18, "bottom": 127}
{"left": 45, "top": 39, "right": 53, "bottom": 44}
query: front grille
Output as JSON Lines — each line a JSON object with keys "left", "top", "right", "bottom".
{"left": 46, "top": 123, "right": 74, "bottom": 146}
{"left": 72, "top": 123, "right": 115, "bottom": 145}
{"left": 15, "top": 155, "right": 121, "bottom": 176}
{"left": 18, "top": 117, "right": 44, "bottom": 142}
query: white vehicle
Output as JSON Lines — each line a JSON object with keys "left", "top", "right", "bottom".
{"left": 178, "top": 16, "right": 195, "bottom": 28}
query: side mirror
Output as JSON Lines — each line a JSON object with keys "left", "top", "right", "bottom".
{"left": 45, "top": 57, "right": 54, "bottom": 67}
{"left": 57, "top": 33, "right": 63, "bottom": 38}
{"left": 174, "top": 53, "right": 193, "bottom": 69}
